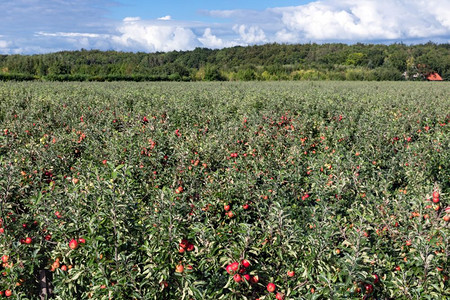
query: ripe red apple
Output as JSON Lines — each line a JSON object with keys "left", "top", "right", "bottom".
{"left": 443, "top": 215, "right": 450, "bottom": 222}
{"left": 267, "top": 282, "right": 276, "bottom": 292}
{"left": 179, "top": 239, "right": 189, "bottom": 249}
{"left": 365, "top": 283, "right": 374, "bottom": 294}
{"left": 227, "top": 211, "right": 234, "bottom": 218}
{"left": 432, "top": 191, "right": 439, "bottom": 198}
{"left": 242, "top": 203, "right": 249, "bottom": 210}
{"left": 60, "top": 265, "right": 67, "bottom": 271}
{"left": 224, "top": 204, "right": 231, "bottom": 211}
{"left": 287, "top": 270, "right": 295, "bottom": 277}
{"left": 226, "top": 264, "right": 234, "bottom": 274}
{"left": 78, "top": 238, "right": 86, "bottom": 244}
{"left": 276, "top": 292, "right": 285, "bottom": 300}
{"left": 251, "top": 275, "right": 259, "bottom": 283}
{"left": 1, "top": 255, "right": 8, "bottom": 263}
{"left": 241, "top": 259, "right": 250, "bottom": 268}
{"left": 25, "top": 237, "right": 32, "bottom": 244}
{"left": 233, "top": 274, "right": 242, "bottom": 282}
{"left": 4, "top": 290, "right": 11, "bottom": 297}
{"left": 175, "top": 264, "right": 184, "bottom": 273}
{"left": 230, "top": 262, "right": 239, "bottom": 272}
{"left": 69, "top": 239, "right": 78, "bottom": 250}
{"left": 373, "top": 274, "right": 380, "bottom": 284}
{"left": 243, "top": 274, "right": 251, "bottom": 281}
{"left": 186, "top": 243, "right": 194, "bottom": 252}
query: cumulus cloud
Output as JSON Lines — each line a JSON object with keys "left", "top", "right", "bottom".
{"left": 111, "top": 19, "right": 199, "bottom": 52}
{"left": 233, "top": 25, "right": 267, "bottom": 44}
{"left": 198, "top": 28, "right": 238, "bottom": 48}
{"left": 271, "top": 0, "right": 450, "bottom": 41}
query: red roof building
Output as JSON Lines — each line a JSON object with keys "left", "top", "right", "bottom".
{"left": 426, "top": 72, "right": 443, "bottom": 81}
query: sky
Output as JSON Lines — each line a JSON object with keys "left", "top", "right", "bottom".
{"left": 0, "top": 0, "right": 449, "bottom": 54}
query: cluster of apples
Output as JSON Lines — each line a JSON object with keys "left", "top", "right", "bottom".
{"left": 225, "top": 259, "right": 289, "bottom": 300}
{"left": 178, "top": 239, "right": 195, "bottom": 253}
{"left": 429, "top": 189, "right": 449, "bottom": 222}
{"left": 226, "top": 259, "right": 258, "bottom": 284}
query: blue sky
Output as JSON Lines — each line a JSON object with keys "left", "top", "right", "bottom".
{"left": 108, "top": 1, "right": 310, "bottom": 21}
{"left": 0, "top": 0, "right": 449, "bottom": 54}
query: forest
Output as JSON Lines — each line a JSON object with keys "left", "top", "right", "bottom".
{"left": 0, "top": 42, "right": 449, "bottom": 81}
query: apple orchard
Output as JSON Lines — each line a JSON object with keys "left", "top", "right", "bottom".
{"left": 0, "top": 81, "right": 448, "bottom": 299}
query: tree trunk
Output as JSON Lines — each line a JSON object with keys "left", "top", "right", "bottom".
{"left": 39, "top": 269, "right": 53, "bottom": 299}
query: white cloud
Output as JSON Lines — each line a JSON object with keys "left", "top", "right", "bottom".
{"left": 198, "top": 28, "right": 238, "bottom": 48}
{"left": 112, "top": 19, "right": 199, "bottom": 52}
{"left": 157, "top": 16, "right": 172, "bottom": 21}
{"left": 36, "top": 32, "right": 106, "bottom": 38}
{"left": 123, "top": 17, "right": 141, "bottom": 22}
{"left": 275, "top": 29, "right": 299, "bottom": 43}
{"left": 233, "top": 24, "right": 267, "bottom": 44}
{"left": 0, "top": 40, "right": 11, "bottom": 49}
{"left": 271, "top": 0, "right": 450, "bottom": 42}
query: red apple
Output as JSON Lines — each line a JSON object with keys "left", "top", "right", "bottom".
{"left": 226, "top": 264, "right": 234, "bottom": 274}
{"left": 186, "top": 243, "right": 194, "bottom": 252}
{"left": 267, "top": 283, "right": 276, "bottom": 293}
{"left": 365, "top": 283, "right": 374, "bottom": 294}
{"left": 276, "top": 292, "right": 285, "bottom": 300}
{"left": 373, "top": 274, "right": 380, "bottom": 284}
{"left": 230, "top": 262, "right": 239, "bottom": 272}
{"left": 69, "top": 239, "right": 78, "bottom": 250}
{"left": 175, "top": 264, "right": 184, "bottom": 273}
{"left": 241, "top": 259, "right": 250, "bottom": 268}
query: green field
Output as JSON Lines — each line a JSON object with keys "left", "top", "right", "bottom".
{"left": 0, "top": 81, "right": 449, "bottom": 299}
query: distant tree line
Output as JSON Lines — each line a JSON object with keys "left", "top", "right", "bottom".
{"left": 0, "top": 42, "right": 449, "bottom": 81}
